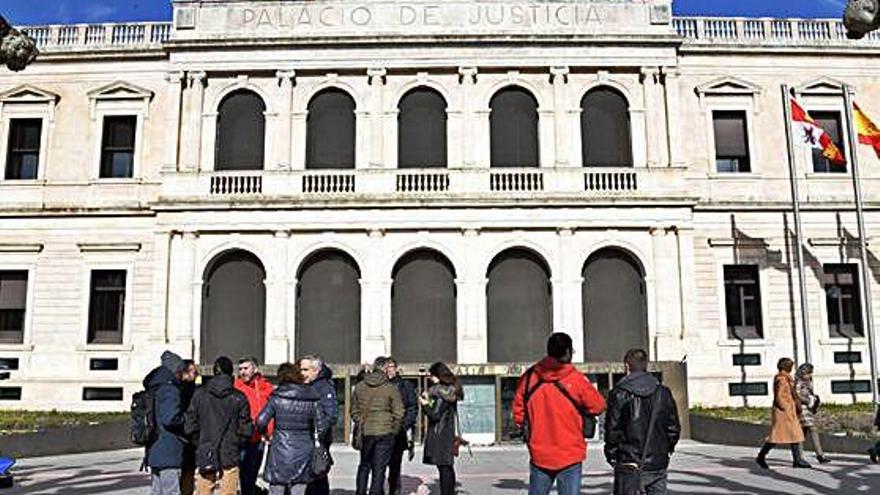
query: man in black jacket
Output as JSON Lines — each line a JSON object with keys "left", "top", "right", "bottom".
{"left": 604, "top": 349, "right": 681, "bottom": 495}
{"left": 185, "top": 356, "right": 253, "bottom": 495}
{"left": 382, "top": 357, "right": 419, "bottom": 495}
{"left": 303, "top": 355, "right": 338, "bottom": 495}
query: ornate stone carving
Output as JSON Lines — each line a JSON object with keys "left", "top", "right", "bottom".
{"left": 844, "top": 0, "right": 880, "bottom": 39}
{"left": 0, "top": 15, "right": 38, "bottom": 72}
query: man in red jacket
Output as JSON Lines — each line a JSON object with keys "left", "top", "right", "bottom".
{"left": 514, "top": 333, "right": 607, "bottom": 495}
{"left": 234, "top": 356, "right": 274, "bottom": 495}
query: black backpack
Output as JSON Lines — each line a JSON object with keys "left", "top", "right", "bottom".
{"left": 130, "top": 389, "right": 157, "bottom": 446}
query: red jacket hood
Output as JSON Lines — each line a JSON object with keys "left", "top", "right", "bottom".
{"left": 533, "top": 357, "right": 577, "bottom": 383}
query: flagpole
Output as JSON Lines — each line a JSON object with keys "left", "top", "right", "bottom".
{"left": 842, "top": 85, "right": 880, "bottom": 407}
{"left": 781, "top": 84, "right": 812, "bottom": 364}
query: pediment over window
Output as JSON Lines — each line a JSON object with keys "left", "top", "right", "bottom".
{"left": 695, "top": 77, "right": 763, "bottom": 97}
{"left": 796, "top": 77, "right": 847, "bottom": 96}
{"left": 0, "top": 84, "right": 61, "bottom": 104}
{"left": 87, "top": 81, "right": 154, "bottom": 119}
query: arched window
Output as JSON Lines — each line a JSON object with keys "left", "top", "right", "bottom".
{"left": 487, "top": 248, "right": 552, "bottom": 362}
{"left": 306, "top": 89, "right": 356, "bottom": 169}
{"left": 398, "top": 88, "right": 448, "bottom": 168}
{"left": 490, "top": 87, "right": 539, "bottom": 167}
{"left": 215, "top": 90, "right": 266, "bottom": 171}
{"left": 582, "top": 248, "right": 647, "bottom": 362}
{"left": 201, "top": 249, "right": 266, "bottom": 364}
{"left": 296, "top": 249, "right": 361, "bottom": 363}
{"left": 581, "top": 87, "right": 632, "bottom": 167}
{"left": 391, "top": 249, "right": 457, "bottom": 363}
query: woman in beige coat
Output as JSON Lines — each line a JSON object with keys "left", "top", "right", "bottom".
{"left": 756, "top": 358, "right": 811, "bottom": 469}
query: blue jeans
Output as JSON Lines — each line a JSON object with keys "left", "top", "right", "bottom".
{"left": 528, "top": 462, "right": 582, "bottom": 495}
{"left": 150, "top": 468, "right": 181, "bottom": 495}
{"left": 239, "top": 442, "right": 265, "bottom": 495}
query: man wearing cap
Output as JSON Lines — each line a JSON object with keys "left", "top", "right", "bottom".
{"left": 143, "top": 350, "right": 188, "bottom": 495}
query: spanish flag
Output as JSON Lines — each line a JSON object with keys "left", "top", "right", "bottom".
{"left": 854, "top": 102, "right": 880, "bottom": 158}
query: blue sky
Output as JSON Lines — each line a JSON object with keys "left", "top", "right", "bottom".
{"left": 1, "top": 0, "right": 850, "bottom": 25}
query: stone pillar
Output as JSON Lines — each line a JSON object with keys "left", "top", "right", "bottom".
{"left": 264, "top": 231, "right": 290, "bottom": 364}
{"left": 662, "top": 67, "right": 684, "bottom": 168}
{"left": 555, "top": 228, "right": 584, "bottom": 354}
{"left": 169, "top": 232, "right": 199, "bottom": 357}
{"left": 640, "top": 67, "right": 665, "bottom": 168}
{"left": 458, "top": 228, "right": 486, "bottom": 363}
{"left": 182, "top": 71, "right": 206, "bottom": 172}
{"left": 276, "top": 70, "right": 296, "bottom": 171}
{"left": 162, "top": 71, "right": 184, "bottom": 173}
{"left": 367, "top": 68, "right": 387, "bottom": 168}
{"left": 150, "top": 231, "right": 172, "bottom": 344}
{"left": 458, "top": 67, "right": 478, "bottom": 167}
{"left": 551, "top": 66, "right": 570, "bottom": 167}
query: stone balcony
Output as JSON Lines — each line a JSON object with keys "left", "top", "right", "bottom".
{"left": 20, "top": 22, "right": 172, "bottom": 52}
{"left": 157, "top": 167, "right": 692, "bottom": 207}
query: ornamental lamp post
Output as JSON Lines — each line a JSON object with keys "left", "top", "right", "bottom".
{"left": 0, "top": 15, "right": 39, "bottom": 71}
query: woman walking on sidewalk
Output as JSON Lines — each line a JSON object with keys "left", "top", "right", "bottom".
{"left": 756, "top": 358, "right": 811, "bottom": 469}
{"left": 795, "top": 363, "right": 830, "bottom": 464}
{"left": 419, "top": 362, "right": 464, "bottom": 495}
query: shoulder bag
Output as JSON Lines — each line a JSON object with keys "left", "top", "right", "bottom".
{"left": 311, "top": 402, "right": 334, "bottom": 478}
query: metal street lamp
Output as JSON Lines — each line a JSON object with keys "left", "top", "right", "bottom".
{"left": 845, "top": 0, "right": 880, "bottom": 39}
{"left": 0, "top": 15, "right": 39, "bottom": 71}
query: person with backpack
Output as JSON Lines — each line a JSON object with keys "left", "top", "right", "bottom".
{"left": 418, "top": 362, "right": 464, "bottom": 495}
{"left": 350, "top": 358, "right": 405, "bottom": 495}
{"left": 604, "top": 349, "right": 681, "bottom": 495}
{"left": 513, "top": 332, "right": 607, "bottom": 495}
{"left": 140, "top": 350, "right": 189, "bottom": 495}
{"left": 257, "top": 360, "right": 329, "bottom": 495}
{"left": 185, "top": 356, "right": 254, "bottom": 495}
{"left": 234, "top": 357, "right": 275, "bottom": 495}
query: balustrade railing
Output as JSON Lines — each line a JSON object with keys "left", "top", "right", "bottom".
{"left": 210, "top": 174, "right": 262, "bottom": 195}
{"left": 584, "top": 171, "right": 638, "bottom": 193}
{"left": 302, "top": 173, "right": 356, "bottom": 194}
{"left": 396, "top": 172, "right": 450, "bottom": 193}
{"left": 675, "top": 17, "right": 880, "bottom": 46}
{"left": 490, "top": 171, "right": 544, "bottom": 192}
{"left": 20, "top": 22, "right": 171, "bottom": 50}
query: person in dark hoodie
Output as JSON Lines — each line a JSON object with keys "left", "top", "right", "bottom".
{"left": 418, "top": 362, "right": 463, "bottom": 495}
{"left": 180, "top": 359, "right": 200, "bottom": 495}
{"left": 257, "top": 360, "right": 329, "bottom": 495}
{"left": 145, "top": 350, "right": 189, "bottom": 495}
{"left": 185, "top": 356, "right": 254, "bottom": 495}
{"left": 604, "top": 349, "right": 681, "bottom": 495}
{"left": 351, "top": 358, "right": 405, "bottom": 495}
{"left": 383, "top": 357, "right": 419, "bottom": 495}
{"left": 301, "top": 355, "right": 337, "bottom": 495}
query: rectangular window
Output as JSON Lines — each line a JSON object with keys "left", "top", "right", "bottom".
{"left": 713, "top": 110, "right": 751, "bottom": 173}
{"left": 0, "top": 387, "right": 22, "bottom": 401}
{"left": 99, "top": 116, "right": 136, "bottom": 179}
{"left": 824, "top": 264, "right": 863, "bottom": 338}
{"left": 810, "top": 111, "right": 846, "bottom": 173}
{"left": 724, "top": 265, "right": 763, "bottom": 339}
{"left": 82, "top": 387, "right": 123, "bottom": 401}
{"left": 0, "top": 271, "right": 28, "bottom": 344}
{"left": 729, "top": 382, "right": 769, "bottom": 397}
{"left": 5, "top": 118, "right": 41, "bottom": 180}
{"left": 831, "top": 380, "right": 871, "bottom": 394}
{"left": 87, "top": 270, "right": 126, "bottom": 344}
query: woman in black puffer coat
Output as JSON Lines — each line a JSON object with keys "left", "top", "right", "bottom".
{"left": 419, "top": 362, "right": 464, "bottom": 495}
{"left": 256, "top": 361, "right": 327, "bottom": 495}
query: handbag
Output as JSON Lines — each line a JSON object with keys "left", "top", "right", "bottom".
{"left": 311, "top": 403, "right": 334, "bottom": 478}
{"left": 197, "top": 402, "right": 235, "bottom": 475}
{"left": 614, "top": 387, "right": 663, "bottom": 495}
{"left": 452, "top": 407, "right": 471, "bottom": 458}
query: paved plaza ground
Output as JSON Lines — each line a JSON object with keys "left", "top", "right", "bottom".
{"left": 5, "top": 441, "right": 879, "bottom": 495}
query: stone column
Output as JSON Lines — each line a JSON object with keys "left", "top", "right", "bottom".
{"left": 182, "top": 71, "right": 206, "bottom": 172}
{"left": 640, "top": 67, "right": 665, "bottom": 168}
{"left": 458, "top": 67, "right": 478, "bottom": 167}
{"left": 167, "top": 231, "right": 199, "bottom": 357}
{"left": 162, "top": 71, "right": 184, "bottom": 173}
{"left": 550, "top": 66, "right": 570, "bottom": 167}
{"left": 662, "top": 67, "right": 684, "bottom": 168}
{"left": 276, "top": 70, "right": 296, "bottom": 171}
{"left": 264, "top": 231, "right": 290, "bottom": 364}
{"left": 367, "top": 68, "right": 387, "bottom": 168}
{"left": 555, "top": 228, "right": 584, "bottom": 353}
{"left": 150, "top": 231, "right": 172, "bottom": 344}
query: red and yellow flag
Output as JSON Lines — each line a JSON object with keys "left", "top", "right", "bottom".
{"left": 854, "top": 102, "right": 880, "bottom": 158}
{"left": 790, "top": 97, "right": 846, "bottom": 166}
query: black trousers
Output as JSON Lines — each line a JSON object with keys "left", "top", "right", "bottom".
{"left": 387, "top": 432, "right": 409, "bottom": 495}
{"left": 437, "top": 465, "right": 456, "bottom": 495}
{"left": 356, "top": 434, "right": 394, "bottom": 495}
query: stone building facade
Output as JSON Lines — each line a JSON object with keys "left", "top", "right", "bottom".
{"left": 1, "top": 0, "right": 879, "bottom": 425}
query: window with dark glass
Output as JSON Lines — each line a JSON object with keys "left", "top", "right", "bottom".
{"left": 824, "top": 264, "right": 863, "bottom": 338}
{"left": 490, "top": 87, "right": 539, "bottom": 168}
{"left": 306, "top": 89, "right": 356, "bottom": 169}
{"left": 87, "top": 270, "right": 126, "bottom": 344}
{"left": 713, "top": 110, "right": 751, "bottom": 173}
{"left": 0, "top": 271, "right": 27, "bottom": 344}
{"left": 724, "top": 265, "right": 763, "bottom": 339}
{"left": 5, "top": 119, "right": 41, "bottom": 180}
{"left": 398, "top": 88, "right": 447, "bottom": 168}
{"left": 810, "top": 111, "right": 846, "bottom": 173}
{"left": 215, "top": 90, "right": 266, "bottom": 171}
{"left": 100, "top": 116, "right": 136, "bottom": 178}
{"left": 581, "top": 88, "right": 632, "bottom": 167}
